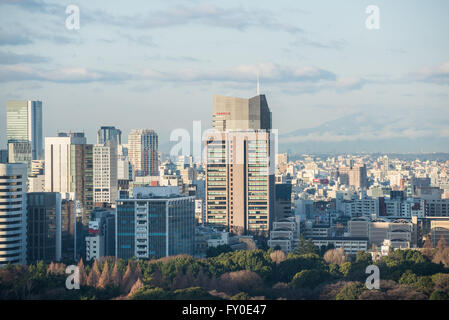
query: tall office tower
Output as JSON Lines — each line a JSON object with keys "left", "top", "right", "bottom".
{"left": 212, "top": 94, "right": 272, "bottom": 131}
{"left": 205, "top": 93, "right": 275, "bottom": 235}
{"left": 93, "top": 141, "right": 118, "bottom": 205}
{"left": 97, "top": 126, "right": 122, "bottom": 145}
{"left": 338, "top": 166, "right": 350, "bottom": 185}
{"left": 45, "top": 132, "right": 93, "bottom": 224}
{"left": 116, "top": 187, "right": 195, "bottom": 260}
{"left": 349, "top": 164, "right": 368, "bottom": 190}
{"left": 0, "top": 163, "right": 27, "bottom": 265}
{"left": 26, "top": 192, "right": 62, "bottom": 263}
{"left": 128, "top": 129, "right": 159, "bottom": 177}
{"left": 6, "top": 100, "right": 43, "bottom": 161}
{"left": 339, "top": 164, "right": 367, "bottom": 190}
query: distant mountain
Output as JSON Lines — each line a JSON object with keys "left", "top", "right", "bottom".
{"left": 279, "top": 113, "right": 449, "bottom": 154}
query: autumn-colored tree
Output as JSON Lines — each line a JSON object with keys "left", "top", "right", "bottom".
{"left": 87, "top": 259, "right": 100, "bottom": 287}
{"left": 436, "top": 235, "right": 447, "bottom": 249}
{"left": 127, "top": 278, "right": 144, "bottom": 297}
{"left": 422, "top": 236, "right": 434, "bottom": 258}
{"left": 77, "top": 258, "right": 88, "bottom": 286}
{"left": 323, "top": 248, "right": 347, "bottom": 265}
{"left": 97, "top": 260, "right": 111, "bottom": 289}
{"left": 219, "top": 270, "right": 263, "bottom": 295}
{"left": 121, "top": 261, "right": 138, "bottom": 293}
{"left": 270, "top": 250, "right": 286, "bottom": 264}
{"left": 110, "top": 262, "right": 122, "bottom": 287}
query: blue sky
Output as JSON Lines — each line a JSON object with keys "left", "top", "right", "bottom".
{"left": 0, "top": 0, "right": 448, "bottom": 152}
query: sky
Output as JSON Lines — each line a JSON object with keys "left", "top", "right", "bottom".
{"left": 0, "top": 0, "right": 448, "bottom": 153}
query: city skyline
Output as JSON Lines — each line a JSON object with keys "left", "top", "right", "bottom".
{"left": 0, "top": 1, "right": 448, "bottom": 153}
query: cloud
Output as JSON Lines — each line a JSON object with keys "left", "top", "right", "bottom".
{"left": 0, "top": 50, "right": 50, "bottom": 64}
{"left": 82, "top": 3, "right": 303, "bottom": 34}
{"left": 0, "top": 64, "right": 132, "bottom": 83}
{"left": 281, "top": 76, "right": 368, "bottom": 94}
{"left": 292, "top": 37, "right": 347, "bottom": 51}
{"left": 141, "top": 63, "right": 336, "bottom": 83}
{"left": 407, "top": 62, "right": 449, "bottom": 85}
{"left": 0, "top": 0, "right": 62, "bottom": 14}
{"left": 0, "top": 29, "right": 33, "bottom": 46}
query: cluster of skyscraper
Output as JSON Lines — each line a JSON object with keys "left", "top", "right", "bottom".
{"left": 1, "top": 89, "right": 278, "bottom": 265}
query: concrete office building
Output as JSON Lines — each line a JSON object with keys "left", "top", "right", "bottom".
{"left": 128, "top": 129, "right": 159, "bottom": 177}
{"left": 6, "top": 100, "right": 43, "bottom": 161}
{"left": 339, "top": 164, "right": 367, "bottom": 189}
{"left": 28, "top": 160, "right": 45, "bottom": 192}
{"left": 425, "top": 199, "right": 449, "bottom": 217}
{"left": 26, "top": 192, "right": 62, "bottom": 263}
{"left": 0, "top": 163, "right": 27, "bottom": 265}
{"left": 116, "top": 187, "right": 195, "bottom": 260}
{"left": 45, "top": 133, "right": 93, "bottom": 225}
{"left": 93, "top": 142, "right": 118, "bottom": 205}
{"left": 311, "top": 237, "right": 369, "bottom": 255}
{"left": 212, "top": 94, "right": 272, "bottom": 131}
{"left": 267, "top": 216, "right": 300, "bottom": 252}
{"left": 97, "top": 126, "right": 121, "bottom": 145}
{"left": 205, "top": 92, "right": 275, "bottom": 235}
{"left": 205, "top": 130, "right": 275, "bottom": 235}
{"left": 8, "top": 141, "right": 32, "bottom": 173}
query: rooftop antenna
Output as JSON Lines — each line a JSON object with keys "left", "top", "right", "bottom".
{"left": 257, "top": 72, "right": 260, "bottom": 95}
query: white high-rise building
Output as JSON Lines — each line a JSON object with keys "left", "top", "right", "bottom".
{"left": 0, "top": 163, "right": 27, "bottom": 265}
{"left": 93, "top": 142, "right": 118, "bottom": 204}
{"left": 128, "top": 129, "right": 158, "bottom": 177}
{"left": 44, "top": 133, "right": 86, "bottom": 193}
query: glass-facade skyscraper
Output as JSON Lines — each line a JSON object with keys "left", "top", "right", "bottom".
{"left": 6, "top": 100, "right": 43, "bottom": 162}
{"left": 116, "top": 188, "right": 195, "bottom": 260}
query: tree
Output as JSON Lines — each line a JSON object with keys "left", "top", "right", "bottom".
{"left": 121, "top": 261, "right": 138, "bottom": 293}
{"left": 110, "top": 262, "right": 122, "bottom": 287}
{"left": 230, "top": 292, "right": 249, "bottom": 300}
{"left": 422, "top": 236, "right": 434, "bottom": 258}
{"left": 335, "top": 282, "right": 365, "bottom": 300}
{"left": 87, "top": 260, "right": 100, "bottom": 287}
{"left": 429, "top": 290, "right": 449, "bottom": 300}
{"left": 173, "top": 287, "right": 216, "bottom": 300}
{"left": 436, "top": 235, "right": 447, "bottom": 250}
{"left": 219, "top": 270, "right": 263, "bottom": 295}
{"left": 77, "top": 259, "right": 88, "bottom": 286}
{"left": 323, "top": 248, "right": 346, "bottom": 265}
{"left": 97, "top": 260, "right": 111, "bottom": 289}
{"left": 270, "top": 250, "right": 286, "bottom": 264}
{"left": 290, "top": 269, "right": 330, "bottom": 290}
{"left": 206, "top": 245, "right": 233, "bottom": 258}
{"left": 127, "top": 278, "right": 144, "bottom": 297}
{"left": 294, "top": 237, "right": 318, "bottom": 256}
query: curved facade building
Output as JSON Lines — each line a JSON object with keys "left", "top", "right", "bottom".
{"left": 0, "top": 163, "right": 27, "bottom": 265}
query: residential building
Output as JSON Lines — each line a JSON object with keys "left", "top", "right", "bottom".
{"left": 128, "top": 129, "right": 158, "bottom": 177}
